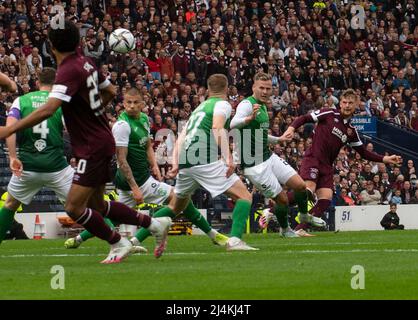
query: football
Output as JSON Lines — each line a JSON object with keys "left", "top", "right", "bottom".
{"left": 108, "top": 28, "right": 135, "bottom": 53}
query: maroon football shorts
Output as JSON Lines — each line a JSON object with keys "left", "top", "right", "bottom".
{"left": 299, "top": 155, "right": 334, "bottom": 190}
{"left": 72, "top": 156, "right": 114, "bottom": 187}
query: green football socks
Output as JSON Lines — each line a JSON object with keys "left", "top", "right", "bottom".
{"left": 230, "top": 199, "right": 252, "bottom": 238}
{"left": 0, "top": 207, "right": 16, "bottom": 243}
{"left": 274, "top": 204, "right": 289, "bottom": 228}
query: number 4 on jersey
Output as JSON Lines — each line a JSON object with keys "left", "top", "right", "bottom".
{"left": 33, "top": 120, "right": 49, "bottom": 139}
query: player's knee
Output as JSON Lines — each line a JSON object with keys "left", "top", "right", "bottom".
{"left": 291, "top": 177, "right": 306, "bottom": 192}
{"left": 275, "top": 191, "right": 288, "bottom": 206}
{"left": 239, "top": 191, "right": 252, "bottom": 202}
{"left": 4, "top": 195, "right": 21, "bottom": 212}
{"left": 92, "top": 201, "right": 106, "bottom": 214}
{"left": 295, "top": 181, "right": 307, "bottom": 192}
{"left": 64, "top": 203, "right": 84, "bottom": 220}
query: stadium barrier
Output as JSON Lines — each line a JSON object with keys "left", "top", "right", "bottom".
{"left": 335, "top": 205, "right": 418, "bottom": 231}
{"left": 14, "top": 210, "right": 207, "bottom": 239}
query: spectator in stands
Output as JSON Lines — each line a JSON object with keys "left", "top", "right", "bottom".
{"left": 409, "top": 110, "right": 418, "bottom": 131}
{"left": 336, "top": 188, "right": 355, "bottom": 206}
{"left": 144, "top": 49, "right": 161, "bottom": 82}
{"left": 172, "top": 45, "right": 189, "bottom": 79}
{"left": 391, "top": 189, "right": 403, "bottom": 205}
{"left": 159, "top": 50, "right": 174, "bottom": 81}
{"left": 409, "top": 189, "right": 418, "bottom": 204}
{"left": 360, "top": 180, "right": 382, "bottom": 205}
{"left": 348, "top": 183, "right": 361, "bottom": 205}
{"left": 380, "top": 204, "right": 405, "bottom": 230}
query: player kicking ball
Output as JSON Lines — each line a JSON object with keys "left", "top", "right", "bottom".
{"left": 281, "top": 89, "right": 402, "bottom": 234}
{"left": 0, "top": 21, "right": 171, "bottom": 263}
{"left": 150, "top": 74, "right": 257, "bottom": 251}
{"left": 230, "top": 72, "right": 325, "bottom": 238}
{"left": 65, "top": 88, "right": 229, "bottom": 251}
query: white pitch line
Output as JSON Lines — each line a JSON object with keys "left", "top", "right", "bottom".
{"left": 21, "top": 242, "right": 409, "bottom": 250}
{"left": 262, "top": 242, "right": 401, "bottom": 246}
{"left": 285, "top": 249, "right": 418, "bottom": 254}
{"left": 0, "top": 252, "right": 208, "bottom": 258}
{"left": 1, "top": 249, "right": 418, "bottom": 258}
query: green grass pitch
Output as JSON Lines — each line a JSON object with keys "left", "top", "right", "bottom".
{"left": 1, "top": 230, "right": 418, "bottom": 299}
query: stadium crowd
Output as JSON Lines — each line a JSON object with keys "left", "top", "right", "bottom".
{"left": 0, "top": 0, "right": 417, "bottom": 207}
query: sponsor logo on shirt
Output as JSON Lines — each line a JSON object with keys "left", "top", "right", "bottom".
{"left": 332, "top": 127, "right": 347, "bottom": 143}
{"left": 139, "top": 137, "right": 148, "bottom": 147}
{"left": 83, "top": 62, "right": 94, "bottom": 72}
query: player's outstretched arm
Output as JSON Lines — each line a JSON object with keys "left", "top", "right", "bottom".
{"left": 353, "top": 143, "right": 402, "bottom": 165}
{"left": 5, "top": 116, "right": 22, "bottom": 177}
{"left": 281, "top": 109, "right": 331, "bottom": 141}
{"left": 147, "top": 139, "right": 162, "bottom": 181}
{"left": 0, "top": 72, "right": 17, "bottom": 92}
{"left": 382, "top": 154, "right": 403, "bottom": 165}
{"left": 280, "top": 126, "right": 295, "bottom": 142}
{"left": 0, "top": 98, "right": 61, "bottom": 139}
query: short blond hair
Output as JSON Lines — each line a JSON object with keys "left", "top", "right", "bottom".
{"left": 340, "top": 89, "right": 357, "bottom": 100}
{"left": 254, "top": 72, "right": 272, "bottom": 82}
{"left": 125, "top": 87, "right": 142, "bottom": 97}
{"left": 207, "top": 74, "right": 228, "bottom": 94}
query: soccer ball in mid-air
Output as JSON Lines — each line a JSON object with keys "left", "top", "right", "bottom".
{"left": 109, "top": 28, "right": 135, "bottom": 53}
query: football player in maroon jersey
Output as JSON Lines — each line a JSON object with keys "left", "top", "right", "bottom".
{"left": 0, "top": 20, "right": 171, "bottom": 263}
{"left": 281, "top": 89, "right": 402, "bottom": 235}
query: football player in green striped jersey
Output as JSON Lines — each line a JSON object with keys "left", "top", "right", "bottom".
{"left": 0, "top": 68, "right": 74, "bottom": 243}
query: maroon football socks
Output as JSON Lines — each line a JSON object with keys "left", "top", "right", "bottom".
{"left": 105, "top": 201, "right": 151, "bottom": 228}
{"left": 76, "top": 208, "right": 121, "bottom": 244}
{"left": 310, "top": 199, "right": 331, "bottom": 217}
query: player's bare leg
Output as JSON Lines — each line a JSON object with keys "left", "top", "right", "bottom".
{"left": 0, "top": 194, "right": 22, "bottom": 243}
{"left": 64, "top": 184, "right": 127, "bottom": 263}
{"left": 224, "top": 181, "right": 258, "bottom": 251}
{"left": 65, "top": 184, "right": 169, "bottom": 263}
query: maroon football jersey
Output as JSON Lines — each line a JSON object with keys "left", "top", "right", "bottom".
{"left": 49, "top": 52, "right": 115, "bottom": 160}
{"left": 292, "top": 108, "right": 384, "bottom": 166}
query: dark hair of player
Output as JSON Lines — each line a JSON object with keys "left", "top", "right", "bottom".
{"left": 48, "top": 20, "right": 80, "bottom": 53}
{"left": 38, "top": 67, "right": 56, "bottom": 86}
